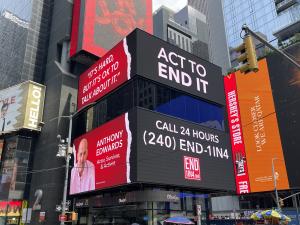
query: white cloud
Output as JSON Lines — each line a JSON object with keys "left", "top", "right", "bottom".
{"left": 152, "top": 0, "right": 187, "bottom": 12}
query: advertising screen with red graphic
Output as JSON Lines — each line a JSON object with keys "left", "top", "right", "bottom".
{"left": 77, "top": 40, "right": 130, "bottom": 110}
{"left": 70, "top": 0, "right": 152, "bottom": 58}
{"left": 69, "top": 113, "right": 132, "bottom": 195}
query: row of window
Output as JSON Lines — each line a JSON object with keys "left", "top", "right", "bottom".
{"left": 167, "top": 26, "right": 192, "bottom": 52}
{"left": 223, "top": 0, "right": 300, "bottom": 47}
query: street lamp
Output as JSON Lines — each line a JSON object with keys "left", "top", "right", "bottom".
{"left": 272, "top": 157, "right": 281, "bottom": 211}
{"left": 56, "top": 102, "right": 96, "bottom": 225}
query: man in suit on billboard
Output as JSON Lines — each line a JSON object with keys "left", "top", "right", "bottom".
{"left": 0, "top": 103, "right": 10, "bottom": 132}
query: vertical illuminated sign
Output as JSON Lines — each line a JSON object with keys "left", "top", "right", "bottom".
{"left": 224, "top": 74, "right": 250, "bottom": 194}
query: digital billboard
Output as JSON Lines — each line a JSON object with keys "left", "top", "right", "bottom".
{"left": 266, "top": 43, "right": 300, "bottom": 188}
{"left": 77, "top": 29, "right": 225, "bottom": 110}
{"left": 135, "top": 109, "right": 235, "bottom": 191}
{"left": 69, "top": 108, "right": 235, "bottom": 195}
{"left": 70, "top": 113, "right": 131, "bottom": 195}
{"left": 70, "top": 0, "right": 153, "bottom": 59}
{"left": 224, "top": 59, "right": 289, "bottom": 193}
{"left": 0, "top": 81, "right": 45, "bottom": 134}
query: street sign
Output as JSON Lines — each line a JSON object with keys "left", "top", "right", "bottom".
{"left": 59, "top": 214, "right": 67, "bottom": 222}
{"left": 197, "top": 205, "right": 202, "bottom": 225}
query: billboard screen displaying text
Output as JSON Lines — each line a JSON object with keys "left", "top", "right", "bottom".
{"left": 0, "top": 81, "right": 45, "bottom": 134}
{"left": 70, "top": 0, "right": 153, "bottom": 59}
{"left": 224, "top": 59, "right": 290, "bottom": 193}
{"left": 77, "top": 29, "right": 225, "bottom": 110}
{"left": 70, "top": 113, "right": 131, "bottom": 195}
{"left": 135, "top": 109, "right": 235, "bottom": 191}
{"left": 69, "top": 108, "right": 235, "bottom": 195}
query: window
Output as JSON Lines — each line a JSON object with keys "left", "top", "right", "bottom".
{"left": 73, "top": 78, "right": 225, "bottom": 139}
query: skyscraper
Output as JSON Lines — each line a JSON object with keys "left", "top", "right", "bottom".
{"left": 0, "top": 0, "right": 52, "bottom": 89}
{"left": 0, "top": 0, "right": 52, "bottom": 224}
{"left": 153, "top": 6, "right": 210, "bottom": 61}
{"left": 154, "top": 0, "right": 231, "bottom": 74}
{"left": 187, "top": 0, "right": 231, "bottom": 74}
{"left": 0, "top": 11, "right": 28, "bottom": 90}
{"left": 223, "top": 0, "right": 300, "bottom": 49}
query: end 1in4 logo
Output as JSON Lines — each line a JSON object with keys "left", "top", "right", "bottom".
{"left": 184, "top": 156, "right": 201, "bottom": 181}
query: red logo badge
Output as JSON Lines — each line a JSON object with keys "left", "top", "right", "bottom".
{"left": 184, "top": 156, "right": 201, "bottom": 181}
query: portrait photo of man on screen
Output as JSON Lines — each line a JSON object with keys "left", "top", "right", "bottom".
{"left": 70, "top": 138, "right": 95, "bottom": 194}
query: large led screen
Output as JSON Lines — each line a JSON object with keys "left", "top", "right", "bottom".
{"left": 77, "top": 29, "right": 225, "bottom": 110}
{"left": 0, "top": 81, "right": 45, "bottom": 134}
{"left": 69, "top": 108, "right": 235, "bottom": 195}
{"left": 224, "top": 59, "right": 290, "bottom": 193}
{"left": 70, "top": 0, "right": 153, "bottom": 59}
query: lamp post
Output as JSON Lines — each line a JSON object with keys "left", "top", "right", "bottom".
{"left": 271, "top": 157, "right": 280, "bottom": 211}
{"left": 57, "top": 102, "right": 96, "bottom": 225}
{"left": 60, "top": 114, "right": 72, "bottom": 225}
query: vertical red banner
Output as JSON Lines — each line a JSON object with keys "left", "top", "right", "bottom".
{"left": 224, "top": 74, "right": 250, "bottom": 194}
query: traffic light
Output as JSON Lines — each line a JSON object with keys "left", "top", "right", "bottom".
{"left": 234, "top": 35, "right": 259, "bottom": 73}
{"left": 279, "top": 198, "right": 284, "bottom": 207}
{"left": 71, "top": 212, "right": 78, "bottom": 221}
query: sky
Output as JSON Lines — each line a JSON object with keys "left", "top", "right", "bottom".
{"left": 152, "top": 0, "right": 187, "bottom": 12}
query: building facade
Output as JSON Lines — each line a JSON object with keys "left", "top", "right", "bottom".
{"left": 0, "top": 0, "right": 52, "bottom": 90}
{"left": 153, "top": 6, "right": 209, "bottom": 61}
{"left": 223, "top": 0, "right": 300, "bottom": 49}
{"left": 153, "top": 0, "right": 231, "bottom": 74}
{"left": 0, "top": 0, "right": 52, "bottom": 224}
{"left": 70, "top": 28, "right": 235, "bottom": 225}
{"left": 187, "top": 0, "right": 231, "bottom": 74}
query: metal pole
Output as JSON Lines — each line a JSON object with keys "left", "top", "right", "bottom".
{"left": 242, "top": 24, "right": 300, "bottom": 69}
{"left": 58, "top": 102, "right": 96, "bottom": 224}
{"left": 272, "top": 158, "right": 281, "bottom": 211}
{"left": 61, "top": 114, "right": 72, "bottom": 225}
{"left": 294, "top": 195, "right": 300, "bottom": 225}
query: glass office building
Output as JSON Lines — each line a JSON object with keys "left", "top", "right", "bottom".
{"left": 0, "top": 1, "right": 52, "bottom": 224}
{"left": 223, "top": 0, "right": 300, "bottom": 49}
{"left": 0, "top": 0, "right": 51, "bottom": 90}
